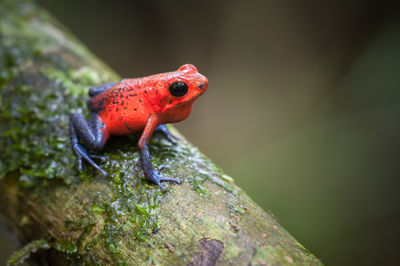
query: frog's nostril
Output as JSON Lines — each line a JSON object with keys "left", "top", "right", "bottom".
{"left": 199, "top": 83, "right": 205, "bottom": 90}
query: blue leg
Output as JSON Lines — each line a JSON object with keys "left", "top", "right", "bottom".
{"left": 139, "top": 116, "right": 182, "bottom": 191}
{"left": 88, "top": 82, "right": 118, "bottom": 97}
{"left": 155, "top": 124, "right": 179, "bottom": 145}
{"left": 139, "top": 147, "right": 182, "bottom": 191}
{"left": 69, "top": 113, "right": 110, "bottom": 175}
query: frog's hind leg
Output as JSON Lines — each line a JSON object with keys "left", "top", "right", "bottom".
{"left": 69, "top": 113, "right": 110, "bottom": 175}
{"left": 88, "top": 82, "right": 118, "bottom": 97}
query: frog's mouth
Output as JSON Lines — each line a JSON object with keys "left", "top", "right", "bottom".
{"left": 175, "top": 92, "right": 203, "bottom": 106}
{"left": 175, "top": 99, "right": 191, "bottom": 106}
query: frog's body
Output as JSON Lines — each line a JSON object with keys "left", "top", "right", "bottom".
{"left": 69, "top": 64, "right": 208, "bottom": 190}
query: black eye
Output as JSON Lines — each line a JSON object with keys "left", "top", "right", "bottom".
{"left": 169, "top": 82, "right": 188, "bottom": 97}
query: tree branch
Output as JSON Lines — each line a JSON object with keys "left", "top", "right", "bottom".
{"left": 0, "top": 0, "right": 321, "bottom": 265}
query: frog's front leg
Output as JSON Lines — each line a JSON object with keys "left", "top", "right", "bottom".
{"left": 138, "top": 115, "right": 182, "bottom": 191}
{"left": 69, "top": 112, "right": 110, "bottom": 175}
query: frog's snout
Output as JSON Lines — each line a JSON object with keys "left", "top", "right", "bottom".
{"left": 198, "top": 75, "right": 208, "bottom": 91}
{"left": 198, "top": 80, "right": 208, "bottom": 96}
{"left": 199, "top": 80, "right": 208, "bottom": 95}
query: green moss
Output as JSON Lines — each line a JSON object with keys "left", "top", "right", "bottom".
{"left": 180, "top": 145, "right": 234, "bottom": 195}
{"left": 296, "top": 242, "right": 313, "bottom": 255}
{"left": 91, "top": 204, "right": 105, "bottom": 215}
{"left": 42, "top": 68, "right": 85, "bottom": 96}
{"left": 221, "top": 174, "right": 234, "bottom": 182}
{"left": 147, "top": 135, "right": 234, "bottom": 197}
{"left": 7, "top": 239, "right": 50, "bottom": 265}
{"left": 54, "top": 241, "right": 78, "bottom": 254}
{"left": 69, "top": 66, "right": 105, "bottom": 86}
{"left": 107, "top": 243, "right": 121, "bottom": 254}
{"left": 0, "top": 19, "right": 90, "bottom": 185}
{"left": 0, "top": 1, "right": 242, "bottom": 263}
{"left": 42, "top": 66, "right": 108, "bottom": 96}
{"left": 0, "top": 0, "right": 120, "bottom": 188}
{"left": 227, "top": 202, "right": 246, "bottom": 215}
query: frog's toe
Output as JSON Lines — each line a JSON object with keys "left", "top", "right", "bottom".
{"left": 147, "top": 172, "right": 182, "bottom": 192}
{"left": 86, "top": 160, "right": 107, "bottom": 176}
{"left": 73, "top": 144, "right": 107, "bottom": 176}
{"left": 156, "top": 164, "right": 166, "bottom": 172}
{"left": 89, "top": 154, "right": 106, "bottom": 161}
{"left": 156, "top": 125, "right": 180, "bottom": 145}
{"left": 166, "top": 134, "right": 179, "bottom": 145}
{"left": 156, "top": 182, "right": 167, "bottom": 192}
{"left": 94, "top": 165, "right": 107, "bottom": 176}
{"left": 159, "top": 177, "right": 183, "bottom": 184}
{"left": 77, "top": 157, "right": 83, "bottom": 172}
{"left": 153, "top": 166, "right": 182, "bottom": 184}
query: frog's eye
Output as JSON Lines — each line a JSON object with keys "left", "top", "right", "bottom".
{"left": 169, "top": 82, "right": 188, "bottom": 97}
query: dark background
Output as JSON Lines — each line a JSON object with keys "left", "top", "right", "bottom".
{"left": 2, "top": 0, "right": 400, "bottom": 265}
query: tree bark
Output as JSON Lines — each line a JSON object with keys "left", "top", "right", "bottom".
{"left": 0, "top": 0, "right": 321, "bottom": 265}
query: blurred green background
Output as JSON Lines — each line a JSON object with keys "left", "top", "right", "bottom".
{"left": 2, "top": 0, "right": 400, "bottom": 265}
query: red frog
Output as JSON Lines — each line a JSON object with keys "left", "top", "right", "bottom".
{"left": 69, "top": 64, "right": 208, "bottom": 190}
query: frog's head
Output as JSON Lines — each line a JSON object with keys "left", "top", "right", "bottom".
{"left": 160, "top": 64, "right": 208, "bottom": 123}
{"left": 168, "top": 64, "right": 208, "bottom": 101}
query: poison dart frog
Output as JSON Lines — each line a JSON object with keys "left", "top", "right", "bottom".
{"left": 69, "top": 64, "right": 208, "bottom": 191}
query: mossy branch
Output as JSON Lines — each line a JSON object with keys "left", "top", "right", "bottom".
{"left": 0, "top": 0, "right": 321, "bottom": 265}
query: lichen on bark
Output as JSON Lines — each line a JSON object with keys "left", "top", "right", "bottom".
{"left": 0, "top": 0, "right": 322, "bottom": 265}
